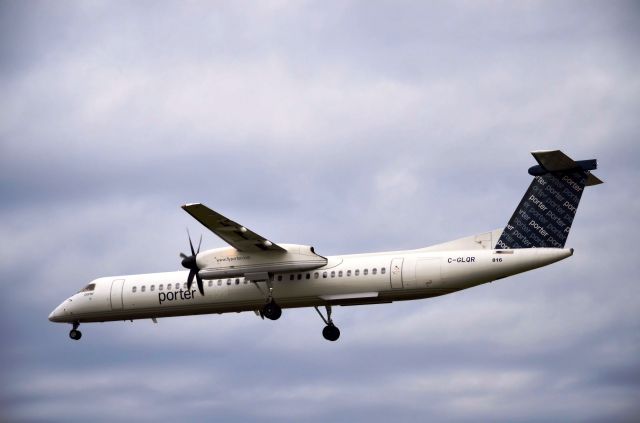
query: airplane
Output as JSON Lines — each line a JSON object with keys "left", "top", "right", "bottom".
{"left": 49, "top": 150, "right": 602, "bottom": 342}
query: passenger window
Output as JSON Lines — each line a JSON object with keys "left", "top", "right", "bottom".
{"left": 381, "top": 267, "right": 386, "bottom": 275}
{"left": 244, "top": 279, "right": 248, "bottom": 284}
{"left": 322, "top": 272, "right": 327, "bottom": 278}
{"left": 141, "top": 285, "right": 146, "bottom": 292}
{"left": 167, "top": 283, "right": 172, "bottom": 290}
{"left": 150, "top": 285, "right": 155, "bottom": 291}
{"left": 227, "top": 279, "right": 231, "bottom": 285}
{"left": 355, "top": 269, "right": 360, "bottom": 276}
{"left": 347, "top": 270, "right": 351, "bottom": 277}
{"left": 372, "top": 268, "right": 377, "bottom": 275}
{"left": 208, "top": 280, "right": 213, "bottom": 287}
{"left": 338, "top": 271, "right": 343, "bottom": 277}
{"left": 314, "top": 272, "right": 319, "bottom": 279}
{"left": 290, "top": 275, "right": 294, "bottom": 281}
{"left": 217, "top": 280, "right": 222, "bottom": 286}
{"left": 306, "top": 273, "right": 310, "bottom": 280}
{"left": 132, "top": 286, "right": 137, "bottom": 293}
{"left": 330, "top": 271, "right": 335, "bottom": 278}
{"left": 364, "top": 269, "right": 368, "bottom": 275}
{"left": 183, "top": 283, "right": 188, "bottom": 289}
{"left": 159, "top": 284, "right": 163, "bottom": 291}
{"left": 235, "top": 279, "right": 240, "bottom": 285}
{"left": 297, "top": 274, "right": 302, "bottom": 280}
{"left": 277, "top": 275, "right": 283, "bottom": 281}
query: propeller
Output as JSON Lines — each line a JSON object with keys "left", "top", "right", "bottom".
{"left": 180, "top": 229, "right": 204, "bottom": 296}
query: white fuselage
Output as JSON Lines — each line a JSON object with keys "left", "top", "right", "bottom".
{"left": 49, "top": 247, "right": 572, "bottom": 324}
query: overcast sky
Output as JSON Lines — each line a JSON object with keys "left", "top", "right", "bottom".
{"left": 1, "top": 1, "right": 639, "bottom": 421}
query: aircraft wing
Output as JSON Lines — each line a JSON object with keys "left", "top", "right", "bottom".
{"left": 181, "top": 203, "right": 287, "bottom": 253}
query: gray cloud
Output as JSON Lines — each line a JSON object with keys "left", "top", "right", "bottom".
{"left": 1, "top": 1, "right": 639, "bottom": 422}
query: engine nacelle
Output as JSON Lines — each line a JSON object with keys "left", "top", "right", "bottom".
{"left": 195, "top": 244, "right": 327, "bottom": 280}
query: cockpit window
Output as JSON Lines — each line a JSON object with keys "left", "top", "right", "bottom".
{"left": 78, "top": 283, "right": 95, "bottom": 293}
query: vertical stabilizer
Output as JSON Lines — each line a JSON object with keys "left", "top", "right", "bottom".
{"left": 495, "top": 150, "right": 602, "bottom": 249}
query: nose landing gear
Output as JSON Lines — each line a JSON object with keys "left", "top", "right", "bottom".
{"left": 315, "top": 305, "right": 340, "bottom": 341}
{"left": 322, "top": 324, "right": 340, "bottom": 341}
{"left": 69, "top": 322, "right": 82, "bottom": 341}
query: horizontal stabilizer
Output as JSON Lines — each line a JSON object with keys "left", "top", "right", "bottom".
{"left": 586, "top": 173, "right": 603, "bottom": 186}
{"left": 528, "top": 150, "right": 603, "bottom": 184}
{"left": 532, "top": 150, "right": 579, "bottom": 171}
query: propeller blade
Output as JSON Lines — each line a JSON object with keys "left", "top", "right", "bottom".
{"left": 180, "top": 252, "right": 188, "bottom": 260}
{"left": 187, "top": 228, "right": 196, "bottom": 256}
{"left": 196, "top": 273, "right": 204, "bottom": 296}
{"left": 197, "top": 234, "right": 202, "bottom": 255}
{"left": 187, "top": 269, "right": 196, "bottom": 290}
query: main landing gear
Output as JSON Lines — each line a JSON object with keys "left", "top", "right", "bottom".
{"left": 315, "top": 305, "right": 340, "bottom": 341}
{"left": 69, "top": 322, "right": 82, "bottom": 341}
{"left": 262, "top": 300, "right": 282, "bottom": 320}
{"left": 261, "top": 285, "right": 282, "bottom": 320}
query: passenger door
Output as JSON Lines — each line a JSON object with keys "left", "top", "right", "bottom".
{"left": 390, "top": 258, "right": 404, "bottom": 289}
{"left": 110, "top": 279, "right": 125, "bottom": 310}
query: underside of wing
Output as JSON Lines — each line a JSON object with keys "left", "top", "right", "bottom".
{"left": 182, "top": 203, "right": 286, "bottom": 253}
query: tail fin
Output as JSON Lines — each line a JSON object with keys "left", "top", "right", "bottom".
{"left": 495, "top": 150, "right": 602, "bottom": 249}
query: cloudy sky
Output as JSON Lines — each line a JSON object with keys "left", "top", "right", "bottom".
{"left": 1, "top": 1, "right": 639, "bottom": 421}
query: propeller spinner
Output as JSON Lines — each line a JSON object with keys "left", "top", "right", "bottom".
{"left": 180, "top": 230, "right": 204, "bottom": 296}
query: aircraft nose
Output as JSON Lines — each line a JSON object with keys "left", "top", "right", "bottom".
{"left": 48, "top": 306, "right": 60, "bottom": 322}
{"left": 48, "top": 302, "right": 67, "bottom": 322}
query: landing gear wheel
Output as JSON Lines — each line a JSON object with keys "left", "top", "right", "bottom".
{"left": 69, "top": 329, "right": 82, "bottom": 340}
{"left": 315, "top": 305, "right": 341, "bottom": 341}
{"left": 322, "top": 324, "right": 340, "bottom": 341}
{"left": 262, "top": 301, "right": 282, "bottom": 320}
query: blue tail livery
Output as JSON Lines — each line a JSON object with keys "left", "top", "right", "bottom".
{"left": 495, "top": 150, "right": 603, "bottom": 249}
